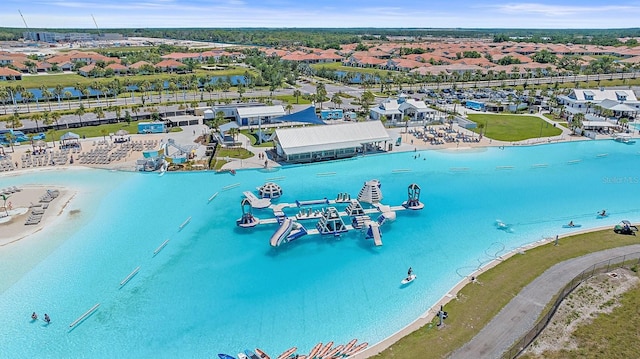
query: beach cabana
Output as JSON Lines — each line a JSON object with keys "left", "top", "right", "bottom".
{"left": 60, "top": 131, "right": 80, "bottom": 148}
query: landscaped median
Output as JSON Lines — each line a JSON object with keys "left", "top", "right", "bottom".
{"left": 370, "top": 227, "right": 640, "bottom": 359}
{"left": 467, "top": 113, "right": 562, "bottom": 142}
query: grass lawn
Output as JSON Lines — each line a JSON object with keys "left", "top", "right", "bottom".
{"left": 468, "top": 113, "right": 562, "bottom": 141}
{"left": 372, "top": 228, "right": 640, "bottom": 359}
{"left": 543, "top": 113, "right": 569, "bottom": 128}
{"left": 216, "top": 146, "right": 253, "bottom": 159}
{"left": 45, "top": 121, "right": 147, "bottom": 143}
{"left": 240, "top": 129, "right": 274, "bottom": 147}
{"left": 310, "top": 62, "right": 398, "bottom": 76}
{"left": 275, "top": 94, "right": 312, "bottom": 105}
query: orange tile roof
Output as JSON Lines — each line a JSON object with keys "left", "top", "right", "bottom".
{"left": 0, "top": 67, "right": 22, "bottom": 76}
{"left": 128, "top": 61, "right": 153, "bottom": 69}
{"left": 155, "top": 59, "right": 186, "bottom": 68}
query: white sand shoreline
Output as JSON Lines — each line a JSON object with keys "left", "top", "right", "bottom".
{"left": 0, "top": 185, "right": 76, "bottom": 247}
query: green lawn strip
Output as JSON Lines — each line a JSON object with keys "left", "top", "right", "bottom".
{"left": 372, "top": 229, "right": 640, "bottom": 359}
{"left": 310, "top": 62, "right": 399, "bottom": 76}
{"left": 519, "top": 273, "right": 640, "bottom": 359}
{"left": 275, "top": 94, "right": 312, "bottom": 105}
{"left": 240, "top": 129, "right": 274, "bottom": 147}
{"left": 468, "top": 113, "right": 562, "bottom": 141}
{"left": 44, "top": 121, "right": 147, "bottom": 142}
{"left": 216, "top": 146, "right": 253, "bottom": 159}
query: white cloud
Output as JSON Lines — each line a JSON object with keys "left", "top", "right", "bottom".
{"left": 490, "top": 2, "right": 640, "bottom": 17}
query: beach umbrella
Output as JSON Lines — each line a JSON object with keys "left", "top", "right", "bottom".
{"left": 34, "top": 140, "right": 47, "bottom": 148}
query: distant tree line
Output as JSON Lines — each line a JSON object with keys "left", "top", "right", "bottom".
{"left": 1, "top": 27, "right": 640, "bottom": 48}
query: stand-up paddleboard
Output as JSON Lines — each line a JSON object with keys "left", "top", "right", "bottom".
{"left": 562, "top": 224, "right": 582, "bottom": 228}
{"left": 255, "top": 348, "right": 271, "bottom": 359}
{"left": 401, "top": 274, "right": 417, "bottom": 285}
{"left": 218, "top": 354, "right": 236, "bottom": 359}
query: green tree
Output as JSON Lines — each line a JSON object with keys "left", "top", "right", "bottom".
{"left": 315, "top": 83, "right": 328, "bottom": 110}
{"left": 293, "top": 89, "right": 302, "bottom": 104}
{"left": 75, "top": 104, "right": 86, "bottom": 127}
{"left": 331, "top": 93, "right": 343, "bottom": 108}
{"left": 31, "top": 112, "right": 43, "bottom": 133}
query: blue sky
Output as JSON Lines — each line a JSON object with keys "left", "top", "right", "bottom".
{"left": 3, "top": 0, "right": 640, "bottom": 29}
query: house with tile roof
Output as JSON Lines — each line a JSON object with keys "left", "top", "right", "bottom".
{"left": 342, "top": 55, "right": 386, "bottom": 68}
{"left": 0, "top": 67, "right": 22, "bottom": 81}
{"left": 154, "top": 59, "right": 188, "bottom": 73}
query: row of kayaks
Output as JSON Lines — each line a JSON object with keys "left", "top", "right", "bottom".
{"left": 218, "top": 339, "right": 367, "bottom": 359}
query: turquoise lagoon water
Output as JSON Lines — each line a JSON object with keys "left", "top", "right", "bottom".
{"left": 1, "top": 140, "right": 640, "bottom": 358}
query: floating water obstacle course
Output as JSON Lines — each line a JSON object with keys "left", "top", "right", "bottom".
{"left": 235, "top": 180, "right": 425, "bottom": 248}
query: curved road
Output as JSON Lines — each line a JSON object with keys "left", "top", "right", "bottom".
{"left": 452, "top": 244, "right": 640, "bottom": 359}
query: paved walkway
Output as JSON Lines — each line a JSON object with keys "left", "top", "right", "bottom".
{"left": 452, "top": 244, "right": 640, "bottom": 359}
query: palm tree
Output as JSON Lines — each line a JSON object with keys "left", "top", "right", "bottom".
{"left": 571, "top": 113, "right": 585, "bottom": 134}
{"left": 53, "top": 84, "right": 64, "bottom": 109}
{"left": 50, "top": 111, "right": 62, "bottom": 129}
{"left": 75, "top": 104, "right": 86, "bottom": 127}
{"left": 315, "top": 83, "right": 328, "bottom": 110}
{"left": 284, "top": 102, "right": 293, "bottom": 114}
{"left": 93, "top": 107, "right": 105, "bottom": 124}
{"left": 331, "top": 93, "right": 343, "bottom": 108}
{"left": 114, "top": 106, "right": 122, "bottom": 121}
{"left": 63, "top": 90, "right": 72, "bottom": 109}
{"left": 43, "top": 88, "right": 54, "bottom": 112}
{"left": 31, "top": 112, "right": 43, "bottom": 132}
{"left": 293, "top": 89, "right": 302, "bottom": 104}
{"left": 21, "top": 90, "right": 34, "bottom": 112}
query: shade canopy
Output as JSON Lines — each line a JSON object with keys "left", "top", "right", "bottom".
{"left": 60, "top": 132, "right": 80, "bottom": 141}
{"left": 115, "top": 129, "right": 129, "bottom": 136}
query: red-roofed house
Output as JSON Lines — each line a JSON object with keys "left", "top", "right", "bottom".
{"left": 155, "top": 59, "right": 188, "bottom": 72}
{"left": 128, "top": 61, "right": 155, "bottom": 74}
{"left": 78, "top": 63, "right": 97, "bottom": 77}
{"left": 342, "top": 55, "right": 386, "bottom": 68}
{"left": 106, "top": 63, "right": 128, "bottom": 75}
{"left": 0, "top": 67, "right": 23, "bottom": 81}
{"left": 161, "top": 52, "right": 202, "bottom": 62}
{"left": 384, "top": 58, "right": 424, "bottom": 71}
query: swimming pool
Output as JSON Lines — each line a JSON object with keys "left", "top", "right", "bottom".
{"left": 1, "top": 140, "right": 639, "bottom": 358}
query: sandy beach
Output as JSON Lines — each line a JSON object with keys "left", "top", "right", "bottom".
{"left": 0, "top": 185, "right": 75, "bottom": 247}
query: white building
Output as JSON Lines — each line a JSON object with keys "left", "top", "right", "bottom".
{"left": 274, "top": 121, "right": 392, "bottom": 163}
{"left": 235, "top": 105, "right": 286, "bottom": 126}
{"left": 370, "top": 99, "right": 402, "bottom": 122}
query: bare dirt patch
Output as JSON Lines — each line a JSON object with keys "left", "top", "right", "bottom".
{"left": 523, "top": 268, "right": 639, "bottom": 356}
